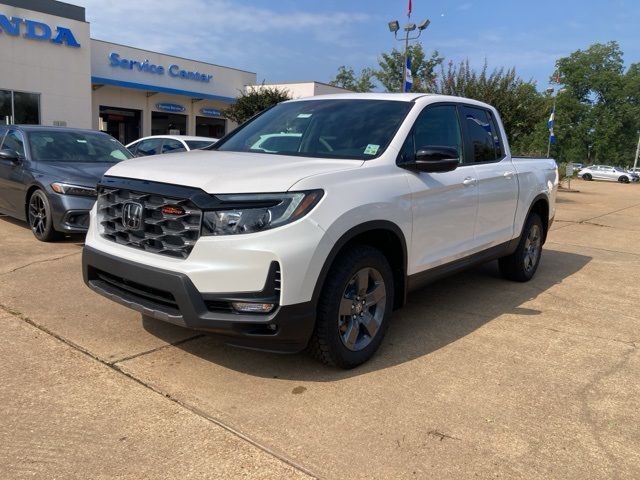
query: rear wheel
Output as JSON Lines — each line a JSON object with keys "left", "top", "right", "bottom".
{"left": 499, "top": 213, "right": 543, "bottom": 282}
{"left": 583, "top": 173, "right": 592, "bottom": 181}
{"left": 28, "top": 190, "right": 60, "bottom": 242}
{"left": 308, "top": 245, "right": 394, "bottom": 369}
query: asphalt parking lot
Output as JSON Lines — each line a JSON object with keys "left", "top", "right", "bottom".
{"left": 1, "top": 180, "right": 639, "bottom": 479}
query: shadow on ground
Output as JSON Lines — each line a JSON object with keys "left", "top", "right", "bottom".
{"left": 0, "top": 216, "right": 86, "bottom": 245}
{"left": 141, "top": 249, "right": 591, "bottom": 381}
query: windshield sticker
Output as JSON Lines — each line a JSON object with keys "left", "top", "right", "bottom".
{"left": 297, "top": 113, "right": 312, "bottom": 118}
{"left": 364, "top": 144, "right": 380, "bottom": 155}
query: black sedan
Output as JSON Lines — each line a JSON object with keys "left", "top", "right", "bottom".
{"left": 0, "top": 125, "right": 133, "bottom": 241}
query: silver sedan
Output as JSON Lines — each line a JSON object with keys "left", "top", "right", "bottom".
{"left": 578, "top": 165, "right": 638, "bottom": 183}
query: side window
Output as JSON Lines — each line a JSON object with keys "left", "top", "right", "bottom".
{"left": 135, "top": 138, "right": 162, "bottom": 156}
{"left": 2, "top": 130, "right": 26, "bottom": 157}
{"left": 127, "top": 141, "right": 139, "bottom": 155}
{"left": 162, "top": 139, "right": 187, "bottom": 154}
{"left": 461, "top": 106, "right": 500, "bottom": 163}
{"left": 401, "top": 105, "right": 463, "bottom": 163}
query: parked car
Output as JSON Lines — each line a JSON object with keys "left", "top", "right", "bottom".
{"left": 577, "top": 165, "right": 638, "bottom": 183}
{"left": 0, "top": 125, "right": 133, "bottom": 241}
{"left": 82, "top": 93, "right": 558, "bottom": 368}
{"left": 126, "top": 135, "right": 218, "bottom": 157}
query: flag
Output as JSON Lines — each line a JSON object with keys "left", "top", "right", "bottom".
{"left": 548, "top": 108, "right": 556, "bottom": 144}
{"left": 408, "top": 0, "right": 412, "bottom": 17}
{"left": 404, "top": 56, "right": 413, "bottom": 92}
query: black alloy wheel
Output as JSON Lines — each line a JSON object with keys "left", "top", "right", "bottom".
{"left": 28, "top": 190, "right": 60, "bottom": 242}
{"left": 499, "top": 213, "right": 544, "bottom": 282}
{"left": 309, "top": 245, "right": 394, "bottom": 369}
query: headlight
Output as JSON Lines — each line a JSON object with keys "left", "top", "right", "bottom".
{"left": 202, "top": 190, "right": 323, "bottom": 236}
{"left": 51, "top": 182, "right": 97, "bottom": 197}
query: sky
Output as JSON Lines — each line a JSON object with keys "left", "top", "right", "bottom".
{"left": 72, "top": 0, "right": 640, "bottom": 90}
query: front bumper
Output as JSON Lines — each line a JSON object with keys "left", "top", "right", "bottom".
{"left": 82, "top": 246, "right": 316, "bottom": 353}
{"left": 49, "top": 193, "right": 95, "bottom": 233}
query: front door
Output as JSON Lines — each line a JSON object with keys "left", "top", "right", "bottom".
{"left": 0, "top": 129, "right": 28, "bottom": 216}
{"left": 402, "top": 104, "right": 478, "bottom": 274}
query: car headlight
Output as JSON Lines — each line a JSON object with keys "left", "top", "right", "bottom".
{"left": 202, "top": 190, "right": 323, "bottom": 236}
{"left": 51, "top": 182, "right": 97, "bottom": 197}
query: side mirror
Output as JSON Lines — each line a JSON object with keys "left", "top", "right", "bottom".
{"left": 402, "top": 146, "right": 460, "bottom": 173}
{"left": 0, "top": 148, "right": 20, "bottom": 163}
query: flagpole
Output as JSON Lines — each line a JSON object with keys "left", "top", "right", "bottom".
{"left": 633, "top": 130, "right": 640, "bottom": 172}
{"left": 401, "top": 1, "right": 411, "bottom": 93}
{"left": 546, "top": 94, "right": 556, "bottom": 158}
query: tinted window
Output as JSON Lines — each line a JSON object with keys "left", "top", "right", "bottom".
{"left": 461, "top": 106, "right": 499, "bottom": 162}
{"left": 415, "top": 105, "right": 463, "bottom": 160}
{"left": 398, "top": 105, "right": 463, "bottom": 164}
{"left": 185, "top": 140, "right": 215, "bottom": 149}
{"left": 135, "top": 138, "right": 162, "bottom": 156}
{"left": 27, "top": 131, "right": 132, "bottom": 163}
{"left": 162, "top": 139, "right": 186, "bottom": 154}
{"left": 14, "top": 91, "right": 40, "bottom": 124}
{"left": 215, "top": 100, "right": 413, "bottom": 160}
{"left": 2, "top": 130, "right": 26, "bottom": 157}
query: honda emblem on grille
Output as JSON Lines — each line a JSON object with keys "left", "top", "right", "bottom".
{"left": 122, "top": 202, "right": 143, "bottom": 230}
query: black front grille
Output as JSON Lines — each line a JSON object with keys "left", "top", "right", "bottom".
{"left": 97, "top": 187, "right": 202, "bottom": 259}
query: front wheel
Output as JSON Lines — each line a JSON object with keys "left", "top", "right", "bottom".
{"left": 28, "top": 190, "right": 60, "bottom": 242}
{"left": 619, "top": 176, "right": 630, "bottom": 184}
{"left": 308, "top": 245, "right": 394, "bottom": 369}
{"left": 499, "top": 213, "right": 544, "bottom": 282}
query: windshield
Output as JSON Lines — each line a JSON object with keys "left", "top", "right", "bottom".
{"left": 214, "top": 99, "right": 413, "bottom": 160}
{"left": 186, "top": 140, "right": 216, "bottom": 149}
{"left": 27, "top": 131, "right": 133, "bottom": 163}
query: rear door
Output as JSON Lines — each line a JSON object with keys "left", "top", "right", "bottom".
{"left": 0, "top": 129, "right": 28, "bottom": 215}
{"left": 460, "top": 105, "right": 519, "bottom": 247}
{"left": 402, "top": 103, "right": 479, "bottom": 272}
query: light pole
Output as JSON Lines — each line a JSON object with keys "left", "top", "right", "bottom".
{"left": 633, "top": 131, "right": 640, "bottom": 172}
{"left": 388, "top": 18, "right": 430, "bottom": 93}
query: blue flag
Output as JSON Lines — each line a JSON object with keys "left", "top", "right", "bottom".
{"left": 404, "top": 56, "right": 413, "bottom": 92}
{"left": 548, "top": 108, "right": 556, "bottom": 144}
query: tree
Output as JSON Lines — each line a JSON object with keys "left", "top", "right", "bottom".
{"left": 432, "top": 59, "right": 546, "bottom": 153}
{"left": 223, "top": 86, "right": 291, "bottom": 124}
{"left": 375, "top": 43, "right": 443, "bottom": 93}
{"left": 549, "top": 41, "right": 638, "bottom": 165}
{"left": 329, "top": 66, "right": 375, "bottom": 92}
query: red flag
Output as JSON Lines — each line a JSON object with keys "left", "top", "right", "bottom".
{"left": 408, "top": 0, "right": 412, "bottom": 16}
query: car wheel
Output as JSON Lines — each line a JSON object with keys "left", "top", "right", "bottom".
{"left": 583, "top": 173, "right": 592, "bottom": 181}
{"left": 308, "top": 245, "right": 394, "bottom": 369}
{"left": 28, "top": 189, "right": 60, "bottom": 242}
{"left": 619, "top": 176, "right": 630, "bottom": 183}
{"left": 499, "top": 213, "right": 544, "bottom": 282}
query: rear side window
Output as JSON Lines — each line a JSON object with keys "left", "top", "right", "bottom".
{"left": 162, "top": 139, "right": 186, "bottom": 154}
{"left": 461, "top": 106, "right": 502, "bottom": 163}
{"left": 135, "top": 138, "right": 162, "bottom": 156}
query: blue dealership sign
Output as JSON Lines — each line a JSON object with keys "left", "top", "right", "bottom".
{"left": 109, "top": 52, "right": 213, "bottom": 84}
{"left": 0, "top": 14, "right": 81, "bottom": 48}
{"left": 155, "top": 103, "right": 186, "bottom": 113}
{"left": 200, "top": 108, "right": 222, "bottom": 117}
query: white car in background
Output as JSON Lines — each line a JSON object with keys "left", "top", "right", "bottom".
{"left": 577, "top": 165, "right": 638, "bottom": 183}
{"left": 127, "top": 135, "right": 218, "bottom": 157}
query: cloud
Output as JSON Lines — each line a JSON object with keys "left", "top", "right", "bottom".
{"left": 457, "top": 2, "right": 473, "bottom": 11}
{"left": 72, "top": 0, "right": 371, "bottom": 76}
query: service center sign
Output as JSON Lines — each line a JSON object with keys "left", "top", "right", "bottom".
{"left": 0, "top": 14, "right": 80, "bottom": 47}
{"left": 109, "top": 52, "right": 213, "bottom": 84}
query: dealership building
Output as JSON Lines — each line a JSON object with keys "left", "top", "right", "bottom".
{"left": 0, "top": 0, "right": 268, "bottom": 144}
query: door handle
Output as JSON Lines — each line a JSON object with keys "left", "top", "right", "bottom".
{"left": 503, "top": 171, "right": 515, "bottom": 179}
{"left": 462, "top": 177, "right": 477, "bottom": 186}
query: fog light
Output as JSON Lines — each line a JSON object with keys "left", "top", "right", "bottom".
{"left": 231, "top": 302, "right": 275, "bottom": 313}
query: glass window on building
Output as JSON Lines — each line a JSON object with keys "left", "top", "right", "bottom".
{"left": 152, "top": 112, "right": 187, "bottom": 135}
{"left": 196, "top": 116, "right": 226, "bottom": 138}
{"left": 0, "top": 90, "right": 40, "bottom": 125}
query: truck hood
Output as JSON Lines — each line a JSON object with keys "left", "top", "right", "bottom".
{"left": 104, "top": 150, "right": 363, "bottom": 193}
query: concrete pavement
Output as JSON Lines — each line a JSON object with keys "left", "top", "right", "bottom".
{"left": 0, "top": 180, "right": 639, "bottom": 479}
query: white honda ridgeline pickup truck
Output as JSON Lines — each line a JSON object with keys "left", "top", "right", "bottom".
{"left": 82, "top": 93, "right": 558, "bottom": 368}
